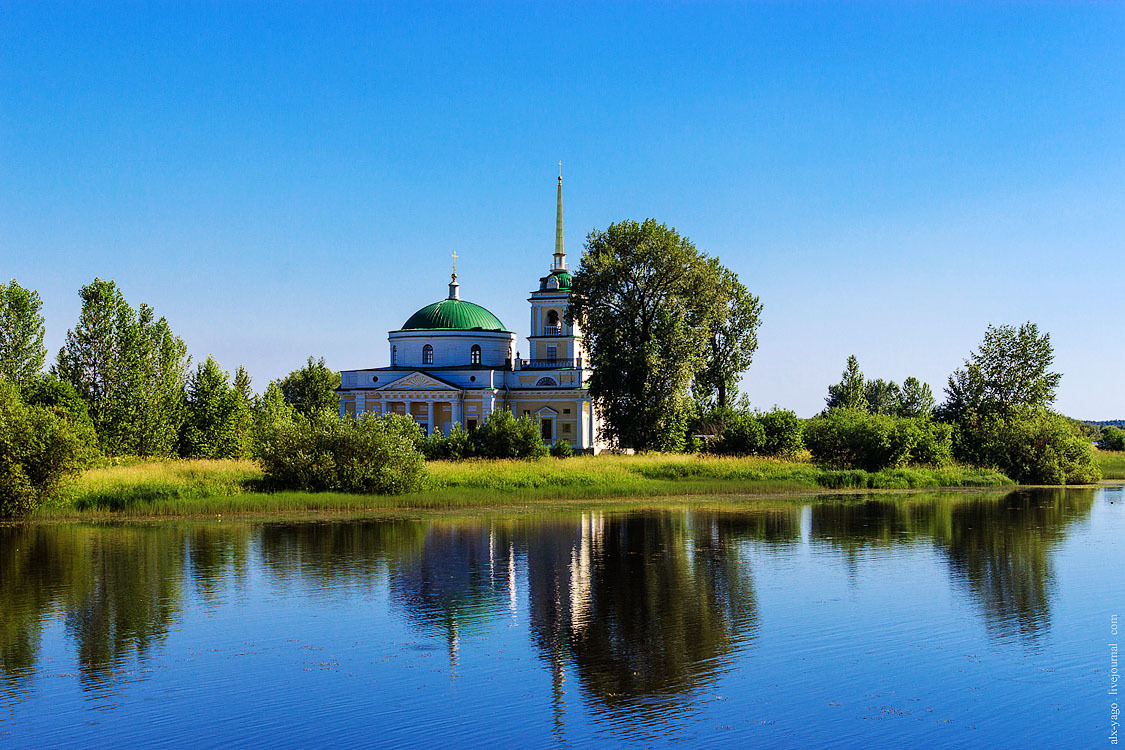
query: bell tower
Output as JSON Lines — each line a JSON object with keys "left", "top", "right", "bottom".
{"left": 526, "top": 164, "right": 584, "bottom": 368}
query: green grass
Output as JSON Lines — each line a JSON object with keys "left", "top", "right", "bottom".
{"left": 36, "top": 454, "right": 1014, "bottom": 520}
{"left": 1094, "top": 450, "right": 1125, "bottom": 479}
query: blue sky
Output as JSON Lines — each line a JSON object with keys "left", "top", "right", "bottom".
{"left": 2, "top": 2, "right": 1122, "bottom": 418}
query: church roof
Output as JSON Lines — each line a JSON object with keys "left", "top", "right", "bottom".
{"left": 538, "top": 269, "right": 572, "bottom": 292}
{"left": 400, "top": 299, "right": 508, "bottom": 332}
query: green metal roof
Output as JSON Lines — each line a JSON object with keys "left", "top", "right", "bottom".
{"left": 538, "top": 270, "right": 572, "bottom": 292}
{"left": 401, "top": 299, "right": 508, "bottom": 331}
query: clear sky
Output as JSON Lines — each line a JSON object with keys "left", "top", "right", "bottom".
{"left": 2, "top": 2, "right": 1122, "bottom": 418}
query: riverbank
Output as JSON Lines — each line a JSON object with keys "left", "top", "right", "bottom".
{"left": 33, "top": 454, "right": 1015, "bottom": 520}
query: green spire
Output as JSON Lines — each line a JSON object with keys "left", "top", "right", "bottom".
{"left": 553, "top": 161, "right": 566, "bottom": 270}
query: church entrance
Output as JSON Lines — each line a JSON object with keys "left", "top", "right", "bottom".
{"left": 540, "top": 418, "right": 553, "bottom": 441}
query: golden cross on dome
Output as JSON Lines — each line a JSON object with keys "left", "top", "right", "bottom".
{"left": 450, "top": 250, "right": 458, "bottom": 280}
{"left": 558, "top": 160, "right": 562, "bottom": 179}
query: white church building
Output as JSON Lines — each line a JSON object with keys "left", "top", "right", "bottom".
{"left": 336, "top": 173, "right": 605, "bottom": 452}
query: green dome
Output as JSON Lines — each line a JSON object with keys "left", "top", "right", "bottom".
{"left": 401, "top": 299, "right": 508, "bottom": 331}
{"left": 539, "top": 270, "right": 572, "bottom": 291}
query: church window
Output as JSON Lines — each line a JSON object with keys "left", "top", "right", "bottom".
{"left": 562, "top": 424, "right": 572, "bottom": 434}
{"left": 535, "top": 376, "right": 558, "bottom": 386}
{"left": 547, "top": 310, "right": 559, "bottom": 325}
{"left": 422, "top": 344, "right": 434, "bottom": 365}
{"left": 471, "top": 344, "right": 481, "bottom": 365}
{"left": 546, "top": 345, "right": 557, "bottom": 361}
{"left": 392, "top": 346, "right": 397, "bottom": 365}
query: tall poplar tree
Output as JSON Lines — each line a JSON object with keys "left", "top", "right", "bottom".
{"left": 55, "top": 279, "right": 189, "bottom": 456}
{"left": 0, "top": 279, "right": 47, "bottom": 388}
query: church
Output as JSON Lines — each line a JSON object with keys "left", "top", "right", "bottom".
{"left": 335, "top": 172, "right": 606, "bottom": 453}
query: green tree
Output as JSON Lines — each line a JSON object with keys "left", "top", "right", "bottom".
{"left": 54, "top": 279, "right": 189, "bottom": 456}
{"left": 897, "top": 377, "right": 935, "bottom": 418}
{"left": 0, "top": 381, "right": 85, "bottom": 517}
{"left": 1097, "top": 426, "right": 1125, "bottom": 452}
{"left": 864, "top": 378, "right": 901, "bottom": 416}
{"left": 277, "top": 356, "right": 340, "bottom": 418}
{"left": 569, "top": 219, "right": 720, "bottom": 451}
{"left": 0, "top": 280, "right": 47, "bottom": 388}
{"left": 134, "top": 304, "right": 189, "bottom": 457}
{"left": 941, "top": 322, "right": 1061, "bottom": 419}
{"left": 693, "top": 262, "right": 763, "bottom": 409}
{"left": 824, "top": 355, "right": 868, "bottom": 412}
{"left": 182, "top": 356, "right": 245, "bottom": 459}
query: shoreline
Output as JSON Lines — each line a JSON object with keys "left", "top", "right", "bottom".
{"left": 16, "top": 452, "right": 1118, "bottom": 525}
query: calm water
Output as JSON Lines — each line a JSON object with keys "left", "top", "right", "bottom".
{"left": 1, "top": 486, "right": 1121, "bottom": 748}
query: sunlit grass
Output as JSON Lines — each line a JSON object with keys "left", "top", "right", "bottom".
{"left": 40, "top": 454, "right": 1013, "bottom": 520}
{"left": 1094, "top": 450, "right": 1125, "bottom": 480}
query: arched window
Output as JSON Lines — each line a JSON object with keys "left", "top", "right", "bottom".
{"left": 422, "top": 344, "right": 433, "bottom": 365}
{"left": 547, "top": 310, "right": 559, "bottom": 326}
{"left": 470, "top": 344, "right": 481, "bottom": 365}
{"left": 392, "top": 346, "right": 397, "bottom": 366}
{"left": 535, "top": 376, "right": 558, "bottom": 387}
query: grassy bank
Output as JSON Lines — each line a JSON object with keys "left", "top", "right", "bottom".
{"left": 1094, "top": 450, "right": 1125, "bottom": 479}
{"left": 35, "top": 454, "right": 1014, "bottom": 520}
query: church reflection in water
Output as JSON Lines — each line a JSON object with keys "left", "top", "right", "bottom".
{"left": 0, "top": 488, "right": 1099, "bottom": 731}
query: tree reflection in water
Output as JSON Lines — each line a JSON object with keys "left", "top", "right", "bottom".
{"left": 809, "top": 488, "right": 1096, "bottom": 642}
{"left": 0, "top": 489, "right": 1099, "bottom": 734}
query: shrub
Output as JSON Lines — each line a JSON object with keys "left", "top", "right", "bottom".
{"left": 258, "top": 412, "right": 426, "bottom": 494}
{"left": 757, "top": 408, "right": 804, "bottom": 457}
{"left": 421, "top": 424, "right": 476, "bottom": 460}
{"left": 715, "top": 413, "right": 765, "bottom": 456}
{"left": 470, "top": 410, "right": 547, "bottom": 459}
{"left": 0, "top": 381, "right": 86, "bottom": 517}
{"left": 1098, "top": 426, "right": 1125, "bottom": 452}
{"left": 805, "top": 408, "right": 951, "bottom": 472}
{"left": 955, "top": 408, "right": 1101, "bottom": 484}
{"left": 20, "top": 373, "right": 99, "bottom": 466}
{"left": 550, "top": 440, "right": 574, "bottom": 458}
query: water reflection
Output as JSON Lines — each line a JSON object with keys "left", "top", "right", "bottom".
{"left": 808, "top": 489, "right": 1095, "bottom": 642}
{"left": 0, "top": 488, "right": 1102, "bottom": 733}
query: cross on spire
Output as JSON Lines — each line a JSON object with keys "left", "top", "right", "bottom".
{"left": 451, "top": 250, "right": 458, "bottom": 280}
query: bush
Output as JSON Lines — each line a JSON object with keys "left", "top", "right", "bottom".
{"left": 258, "top": 412, "right": 426, "bottom": 494}
{"left": 550, "top": 440, "right": 574, "bottom": 458}
{"left": 715, "top": 413, "right": 766, "bottom": 456}
{"left": 757, "top": 408, "right": 805, "bottom": 457}
{"left": 470, "top": 410, "right": 547, "bottom": 459}
{"left": 1098, "top": 426, "right": 1125, "bottom": 452}
{"left": 955, "top": 408, "right": 1101, "bottom": 485}
{"left": 805, "top": 408, "right": 951, "bottom": 472}
{"left": 0, "top": 381, "right": 86, "bottom": 517}
{"left": 19, "top": 373, "right": 99, "bottom": 466}
{"left": 421, "top": 424, "right": 476, "bottom": 460}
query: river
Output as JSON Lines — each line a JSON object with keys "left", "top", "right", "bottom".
{"left": 1, "top": 486, "right": 1120, "bottom": 747}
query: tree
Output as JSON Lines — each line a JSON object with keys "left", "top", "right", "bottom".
{"left": 0, "top": 381, "right": 85, "bottom": 517}
{"left": 1098, "top": 426, "right": 1125, "bottom": 452}
{"left": 693, "top": 262, "right": 763, "bottom": 409}
{"left": 569, "top": 219, "right": 724, "bottom": 451}
{"left": 182, "top": 356, "right": 245, "bottom": 459}
{"left": 941, "top": 322, "right": 1061, "bottom": 419}
{"left": 54, "top": 278, "right": 189, "bottom": 456}
{"left": 824, "top": 355, "right": 867, "bottom": 412}
{"left": 277, "top": 356, "right": 340, "bottom": 418}
{"left": 897, "top": 377, "right": 935, "bottom": 419}
{"left": 0, "top": 280, "right": 47, "bottom": 388}
{"left": 864, "top": 378, "right": 901, "bottom": 416}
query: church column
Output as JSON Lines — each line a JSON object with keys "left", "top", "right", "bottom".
{"left": 339, "top": 398, "right": 346, "bottom": 419}
{"left": 451, "top": 398, "right": 462, "bottom": 434}
{"left": 427, "top": 400, "right": 435, "bottom": 436}
{"left": 357, "top": 393, "right": 366, "bottom": 416}
{"left": 576, "top": 399, "right": 586, "bottom": 448}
